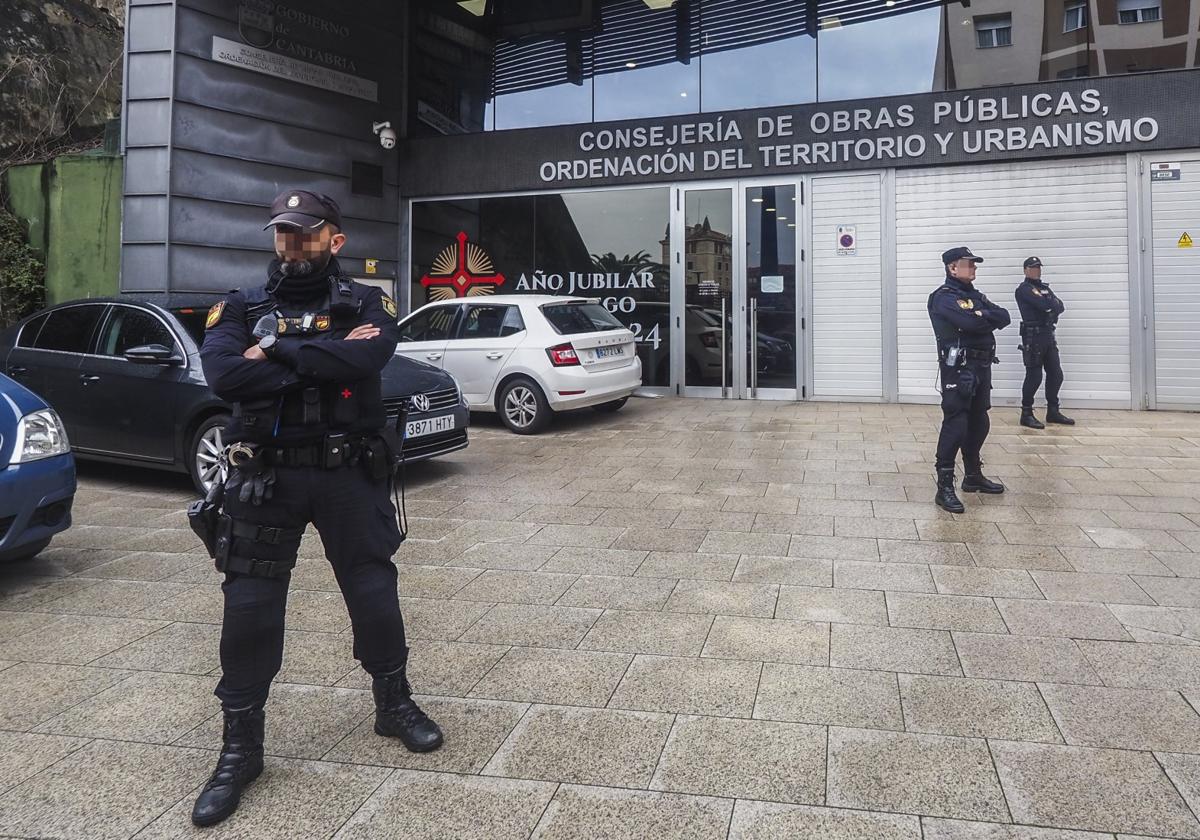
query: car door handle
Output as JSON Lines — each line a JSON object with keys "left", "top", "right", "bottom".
{"left": 8, "top": 366, "right": 27, "bottom": 376}
{"left": 485, "top": 352, "right": 504, "bottom": 360}
{"left": 425, "top": 353, "right": 442, "bottom": 361}
{"left": 80, "top": 374, "right": 100, "bottom": 385}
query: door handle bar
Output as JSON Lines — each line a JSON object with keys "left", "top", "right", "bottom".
{"left": 720, "top": 298, "right": 728, "bottom": 399}
{"left": 750, "top": 298, "right": 758, "bottom": 399}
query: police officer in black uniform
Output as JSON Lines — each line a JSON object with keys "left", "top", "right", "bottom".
{"left": 928, "top": 247, "right": 1011, "bottom": 513}
{"left": 190, "top": 190, "right": 442, "bottom": 827}
{"left": 1016, "top": 256, "right": 1074, "bottom": 429}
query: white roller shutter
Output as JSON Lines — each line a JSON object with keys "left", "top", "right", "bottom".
{"left": 896, "top": 157, "right": 1132, "bottom": 406}
{"left": 810, "top": 174, "right": 884, "bottom": 399}
{"left": 1150, "top": 157, "right": 1200, "bottom": 409}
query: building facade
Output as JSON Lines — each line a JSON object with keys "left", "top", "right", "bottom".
{"left": 120, "top": 0, "right": 1200, "bottom": 408}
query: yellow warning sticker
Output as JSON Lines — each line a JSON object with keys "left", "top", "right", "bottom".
{"left": 1180, "top": 232, "right": 1194, "bottom": 249}
{"left": 365, "top": 258, "right": 378, "bottom": 275}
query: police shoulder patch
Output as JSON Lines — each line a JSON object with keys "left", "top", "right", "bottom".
{"left": 957, "top": 298, "right": 974, "bottom": 310}
{"left": 381, "top": 294, "right": 397, "bottom": 318}
{"left": 205, "top": 301, "right": 226, "bottom": 329}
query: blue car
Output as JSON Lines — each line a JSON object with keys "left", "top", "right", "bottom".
{"left": 0, "top": 372, "right": 75, "bottom": 562}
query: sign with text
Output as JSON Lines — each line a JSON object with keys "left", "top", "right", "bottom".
{"left": 401, "top": 71, "right": 1200, "bottom": 196}
{"left": 212, "top": 36, "right": 378, "bottom": 102}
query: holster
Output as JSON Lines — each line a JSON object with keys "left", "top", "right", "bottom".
{"left": 186, "top": 480, "right": 225, "bottom": 559}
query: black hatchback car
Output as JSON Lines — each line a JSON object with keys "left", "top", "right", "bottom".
{"left": 0, "top": 299, "right": 468, "bottom": 493}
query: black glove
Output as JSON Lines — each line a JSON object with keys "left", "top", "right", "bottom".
{"left": 225, "top": 465, "right": 276, "bottom": 506}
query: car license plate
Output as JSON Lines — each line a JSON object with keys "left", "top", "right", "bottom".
{"left": 594, "top": 346, "right": 625, "bottom": 359}
{"left": 405, "top": 414, "right": 454, "bottom": 439}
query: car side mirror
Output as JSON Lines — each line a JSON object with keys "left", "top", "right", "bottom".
{"left": 124, "top": 343, "right": 178, "bottom": 365}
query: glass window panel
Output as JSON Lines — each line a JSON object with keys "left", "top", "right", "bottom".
{"left": 460, "top": 304, "right": 516, "bottom": 339}
{"left": 399, "top": 306, "right": 458, "bottom": 342}
{"left": 99, "top": 308, "right": 175, "bottom": 357}
{"left": 700, "top": 0, "right": 815, "bottom": 111}
{"left": 817, "top": 8, "right": 942, "bottom": 101}
{"left": 592, "top": 0, "right": 699, "bottom": 121}
{"left": 491, "top": 35, "right": 594, "bottom": 130}
{"left": 16, "top": 313, "right": 49, "bottom": 348}
{"left": 745, "top": 184, "right": 797, "bottom": 391}
{"left": 682, "top": 188, "right": 732, "bottom": 390}
{"left": 35, "top": 305, "right": 105, "bottom": 354}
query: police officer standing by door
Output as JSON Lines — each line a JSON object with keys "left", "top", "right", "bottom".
{"left": 928, "top": 247, "right": 1011, "bottom": 513}
{"left": 1016, "top": 256, "right": 1074, "bottom": 429}
{"left": 190, "top": 190, "right": 442, "bottom": 827}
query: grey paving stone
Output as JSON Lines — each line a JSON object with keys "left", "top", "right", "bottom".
{"left": 458, "top": 542, "right": 559, "bottom": 571}
{"left": 557, "top": 575, "right": 677, "bottom": 611}
{"left": 930, "top": 565, "right": 1050, "bottom": 603}
{"left": 539, "top": 547, "right": 650, "bottom": 577}
{"left": 1029, "top": 572, "right": 1155, "bottom": 606}
{"left": 580, "top": 609, "right": 714, "bottom": 657}
{"left": 701, "top": 615, "right": 828, "bottom": 665}
{"left": 324, "top": 696, "right": 527, "bottom": 773}
{"left": 995, "top": 600, "right": 1132, "bottom": 641}
{"left": 776, "top": 585, "right": 888, "bottom": 625}
{"left": 730, "top": 801, "right": 921, "bottom": 840}
{"left": 967, "top": 545, "right": 1073, "bottom": 572}
{"left": 137, "top": 584, "right": 224, "bottom": 625}
{"left": 91, "top": 620, "right": 221, "bottom": 674}
{"left": 1157, "top": 752, "right": 1200, "bottom": 821}
{"left": 0, "top": 739, "right": 204, "bottom": 840}
{"left": 459, "top": 603, "right": 601, "bottom": 649}
{"left": 917, "top": 520, "right": 1007, "bottom": 545}
{"left": 469, "top": 647, "right": 632, "bottom": 707}
{"left": 137, "top": 756, "right": 390, "bottom": 840}
{"left": 699, "top": 530, "right": 790, "bottom": 556}
{"left": 990, "top": 740, "right": 1200, "bottom": 837}
{"left": 922, "top": 818, "right": 1117, "bottom": 839}
{"left": 399, "top": 638, "right": 509, "bottom": 697}
{"left": 651, "top": 715, "right": 825, "bottom": 804}
{"left": 886, "top": 592, "right": 1007, "bottom": 633}
{"left": 753, "top": 513, "right": 836, "bottom": 537}
{"left": 609, "top": 654, "right": 760, "bottom": 717}
{"left": 954, "top": 633, "right": 1102, "bottom": 685}
{"left": 1061, "top": 547, "right": 1176, "bottom": 576}
{"left": 397, "top": 564, "right": 484, "bottom": 599}
{"left": 334, "top": 769, "right": 556, "bottom": 840}
{"left": 453, "top": 569, "right": 577, "bottom": 605}
{"left": 528, "top": 524, "right": 625, "bottom": 549}
{"left": 732, "top": 555, "right": 833, "bottom": 587}
{"left": 34, "top": 670, "right": 214, "bottom": 745}
{"left": 755, "top": 663, "right": 903, "bottom": 730}
{"left": 635, "top": 551, "right": 740, "bottom": 581}
{"left": 0, "top": 613, "right": 167, "bottom": 665}
{"left": 396, "top": 596, "right": 493, "bottom": 641}
{"left": 483, "top": 704, "right": 673, "bottom": 787}
{"left": 277, "top": 630, "right": 359, "bottom": 687}
{"left": 826, "top": 728, "right": 1008, "bottom": 821}
{"left": 830, "top": 624, "right": 961, "bottom": 676}
{"left": 787, "top": 534, "right": 879, "bottom": 561}
{"left": 85, "top": 551, "right": 201, "bottom": 582}
{"left": 899, "top": 675, "right": 1063, "bottom": 742}
{"left": 1078, "top": 640, "right": 1200, "bottom": 689}
{"left": 1134, "top": 575, "right": 1200, "bottom": 608}
{"left": 835, "top": 561, "right": 936, "bottom": 593}
{"left": 0, "top": 731, "right": 89, "bottom": 796}
{"left": 879, "top": 539, "right": 973, "bottom": 566}
{"left": 1038, "top": 683, "right": 1200, "bottom": 752}
{"left": 532, "top": 785, "right": 732, "bottom": 840}
{"left": 664, "top": 579, "right": 779, "bottom": 617}
{"left": 0, "top": 609, "right": 63, "bottom": 644}
{"left": 614, "top": 527, "right": 707, "bottom": 553}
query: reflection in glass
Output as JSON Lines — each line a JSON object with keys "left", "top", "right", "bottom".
{"left": 683, "top": 189, "right": 733, "bottom": 390}
{"left": 592, "top": 0, "right": 700, "bottom": 121}
{"left": 745, "top": 184, "right": 797, "bottom": 391}
{"left": 701, "top": 0, "right": 815, "bottom": 111}
{"left": 818, "top": 8, "right": 943, "bottom": 101}
{"left": 491, "top": 36, "right": 594, "bottom": 130}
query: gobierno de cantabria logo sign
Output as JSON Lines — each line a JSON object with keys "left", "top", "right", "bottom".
{"left": 421, "top": 232, "right": 507, "bottom": 301}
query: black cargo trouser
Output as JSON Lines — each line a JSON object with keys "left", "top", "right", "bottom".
{"left": 1021, "top": 332, "right": 1064, "bottom": 410}
{"left": 215, "top": 461, "right": 406, "bottom": 710}
{"left": 935, "top": 362, "right": 993, "bottom": 473}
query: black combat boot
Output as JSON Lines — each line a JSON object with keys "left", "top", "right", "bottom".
{"left": 191, "top": 706, "right": 265, "bottom": 827}
{"left": 962, "top": 462, "right": 1005, "bottom": 494}
{"left": 1046, "top": 407, "right": 1075, "bottom": 425}
{"left": 373, "top": 665, "right": 444, "bottom": 752}
{"left": 1020, "top": 409, "right": 1045, "bottom": 429}
{"left": 934, "top": 468, "right": 965, "bottom": 514}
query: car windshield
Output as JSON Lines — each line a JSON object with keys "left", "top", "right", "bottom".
{"left": 171, "top": 309, "right": 208, "bottom": 346}
{"left": 541, "top": 302, "right": 624, "bottom": 335}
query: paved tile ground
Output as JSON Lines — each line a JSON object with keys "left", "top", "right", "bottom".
{"left": 4, "top": 399, "right": 1200, "bottom": 838}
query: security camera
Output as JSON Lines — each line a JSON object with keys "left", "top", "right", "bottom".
{"left": 373, "top": 121, "right": 396, "bottom": 150}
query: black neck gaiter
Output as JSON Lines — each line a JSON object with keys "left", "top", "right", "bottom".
{"left": 267, "top": 257, "right": 337, "bottom": 304}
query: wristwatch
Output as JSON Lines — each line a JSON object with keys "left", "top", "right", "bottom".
{"left": 257, "top": 333, "right": 278, "bottom": 354}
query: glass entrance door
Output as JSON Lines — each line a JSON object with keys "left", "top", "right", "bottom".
{"left": 672, "top": 180, "right": 803, "bottom": 399}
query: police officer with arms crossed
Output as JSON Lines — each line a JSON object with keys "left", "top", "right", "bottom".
{"left": 1016, "top": 256, "right": 1074, "bottom": 429}
{"left": 928, "top": 247, "right": 1011, "bottom": 513}
{"left": 189, "top": 190, "right": 442, "bottom": 827}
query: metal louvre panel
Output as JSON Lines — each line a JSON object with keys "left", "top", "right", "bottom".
{"left": 1150, "top": 158, "right": 1200, "bottom": 408}
{"left": 895, "top": 157, "right": 1132, "bottom": 405}
{"left": 811, "top": 174, "right": 883, "bottom": 398}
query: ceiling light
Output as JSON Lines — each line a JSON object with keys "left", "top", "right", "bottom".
{"left": 778, "top": 215, "right": 787, "bottom": 221}
{"left": 787, "top": 223, "right": 797, "bottom": 228}
{"left": 765, "top": 207, "right": 776, "bottom": 212}
{"left": 680, "top": 91, "right": 688, "bottom": 97}
{"left": 457, "top": 0, "right": 487, "bottom": 14}
{"left": 642, "top": 0, "right": 676, "bottom": 8}
{"left": 625, "top": 61, "right": 638, "bottom": 68}
{"left": 752, "top": 197, "right": 764, "bottom": 203}
{"left": 885, "top": 0, "right": 895, "bottom": 6}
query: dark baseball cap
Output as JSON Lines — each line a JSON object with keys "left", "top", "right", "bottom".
{"left": 942, "top": 246, "right": 984, "bottom": 265}
{"left": 1023, "top": 256, "right": 1044, "bottom": 268}
{"left": 264, "top": 189, "right": 342, "bottom": 231}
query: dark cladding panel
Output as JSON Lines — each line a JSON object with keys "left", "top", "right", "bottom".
{"left": 170, "top": 150, "right": 398, "bottom": 224}
{"left": 127, "top": 4, "right": 175, "bottom": 52}
{"left": 127, "top": 53, "right": 173, "bottom": 100}
{"left": 125, "top": 100, "right": 171, "bottom": 147}
{"left": 124, "top": 149, "right": 169, "bottom": 195}
{"left": 168, "top": 244, "right": 270, "bottom": 294}
{"left": 121, "top": 244, "right": 169, "bottom": 292}
{"left": 123, "top": 197, "right": 170, "bottom": 243}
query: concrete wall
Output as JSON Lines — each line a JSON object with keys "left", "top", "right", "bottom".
{"left": 3, "top": 154, "right": 122, "bottom": 304}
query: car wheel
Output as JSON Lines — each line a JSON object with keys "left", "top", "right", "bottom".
{"left": 592, "top": 397, "right": 628, "bottom": 414}
{"left": 189, "top": 413, "right": 231, "bottom": 495}
{"left": 497, "top": 377, "right": 551, "bottom": 435}
{"left": 2, "top": 538, "right": 51, "bottom": 563}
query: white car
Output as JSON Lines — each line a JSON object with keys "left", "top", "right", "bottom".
{"left": 395, "top": 295, "right": 642, "bottom": 434}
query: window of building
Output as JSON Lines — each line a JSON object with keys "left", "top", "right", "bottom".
{"left": 975, "top": 14, "right": 1012, "bottom": 48}
{"left": 1118, "top": 0, "right": 1161, "bottom": 23}
{"left": 818, "top": 7, "right": 942, "bottom": 100}
{"left": 1063, "top": 0, "right": 1087, "bottom": 32}
{"left": 1056, "top": 65, "right": 1090, "bottom": 79}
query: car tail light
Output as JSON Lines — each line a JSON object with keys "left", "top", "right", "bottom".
{"left": 547, "top": 343, "right": 580, "bottom": 367}
{"left": 700, "top": 332, "right": 719, "bottom": 348}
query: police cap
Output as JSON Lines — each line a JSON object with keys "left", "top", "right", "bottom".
{"left": 942, "top": 246, "right": 984, "bottom": 266}
{"left": 1023, "top": 256, "right": 1043, "bottom": 268}
{"left": 264, "top": 190, "right": 343, "bottom": 231}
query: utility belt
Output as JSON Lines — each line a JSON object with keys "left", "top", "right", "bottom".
{"left": 939, "top": 345, "right": 996, "bottom": 367}
{"left": 1019, "top": 322, "right": 1055, "bottom": 336}
{"left": 228, "top": 433, "right": 372, "bottom": 471}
